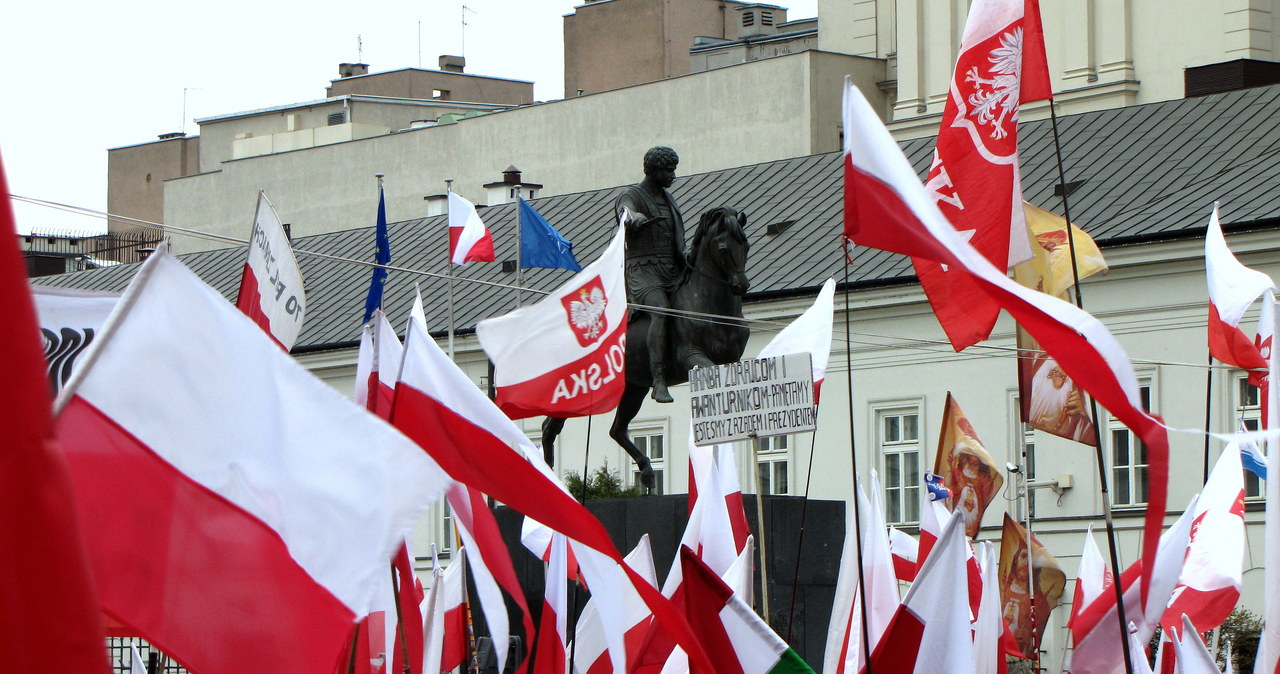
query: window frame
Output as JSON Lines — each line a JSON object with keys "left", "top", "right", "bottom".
{"left": 1233, "top": 372, "right": 1265, "bottom": 500}
{"left": 1104, "top": 373, "right": 1157, "bottom": 508}
{"left": 871, "top": 398, "right": 926, "bottom": 526}
{"left": 627, "top": 421, "right": 669, "bottom": 495}
{"left": 754, "top": 434, "right": 793, "bottom": 496}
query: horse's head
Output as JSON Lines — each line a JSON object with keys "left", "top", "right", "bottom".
{"left": 690, "top": 206, "right": 750, "bottom": 296}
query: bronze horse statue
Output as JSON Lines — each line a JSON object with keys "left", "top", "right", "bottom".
{"left": 542, "top": 206, "right": 750, "bottom": 491}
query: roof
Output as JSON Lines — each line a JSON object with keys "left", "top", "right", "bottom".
{"left": 39, "top": 83, "right": 1280, "bottom": 351}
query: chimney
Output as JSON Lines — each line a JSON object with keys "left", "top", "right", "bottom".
{"left": 734, "top": 4, "right": 787, "bottom": 39}
{"left": 439, "top": 55, "right": 465, "bottom": 73}
{"left": 483, "top": 166, "right": 543, "bottom": 205}
{"left": 338, "top": 62, "right": 369, "bottom": 78}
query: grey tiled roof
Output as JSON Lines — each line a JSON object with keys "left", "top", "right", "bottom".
{"left": 37, "top": 84, "right": 1280, "bottom": 351}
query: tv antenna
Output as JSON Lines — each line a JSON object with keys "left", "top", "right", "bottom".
{"left": 461, "top": 5, "right": 477, "bottom": 57}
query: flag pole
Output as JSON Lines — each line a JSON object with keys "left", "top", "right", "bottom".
{"left": 515, "top": 184, "right": 524, "bottom": 308}
{"left": 391, "top": 562, "right": 412, "bottom": 674}
{"left": 446, "top": 179, "right": 457, "bottom": 361}
{"left": 785, "top": 429, "right": 819, "bottom": 642}
{"left": 1204, "top": 353, "right": 1214, "bottom": 484}
{"left": 750, "top": 431, "right": 771, "bottom": 621}
{"left": 1048, "top": 99, "right": 1135, "bottom": 674}
{"left": 841, "top": 249, "right": 875, "bottom": 673}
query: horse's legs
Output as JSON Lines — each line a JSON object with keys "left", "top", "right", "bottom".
{"left": 540, "top": 416, "right": 566, "bottom": 467}
{"left": 609, "top": 384, "right": 655, "bottom": 494}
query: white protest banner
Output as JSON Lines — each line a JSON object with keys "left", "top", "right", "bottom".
{"left": 689, "top": 353, "right": 816, "bottom": 445}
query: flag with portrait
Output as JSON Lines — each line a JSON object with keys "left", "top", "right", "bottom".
{"left": 932, "top": 393, "right": 1004, "bottom": 539}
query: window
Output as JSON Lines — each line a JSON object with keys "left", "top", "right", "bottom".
{"left": 439, "top": 499, "right": 454, "bottom": 557}
{"left": 630, "top": 429, "right": 666, "bottom": 495}
{"left": 1236, "top": 375, "right": 1265, "bottom": 499}
{"left": 756, "top": 434, "right": 791, "bottom": 495}
{"left": 880, "top": 408, "right": 921, "bottom": 524}
{"left": 327, "top": 111, "right": 346, "bottom": 126}
{"left": 1110, "top": 383, "right": 1153, "bottom": 506}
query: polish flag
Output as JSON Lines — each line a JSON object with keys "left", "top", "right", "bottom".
{"left": 1067, "top": 525, "right": 1112, "bottom": 636}
{"left": 1, "top": 158, "right": 109, "bottom": 672}
{"left": 522, "top": 517, "right": 580, "bottom": 580}
{"left": 1251, "top": 295, "right": 1275, "bottom": 427}
{"left": 685, "top": 440, "right": 749, "bottom": 572}
{"left": 867, "top": 509, "right": 974, "bottom": 673}
{"left": 824, "top": 473, "right": 901, "bottom": 674}
{"left": 973, "top": 542, "right": 1006, "bottom": 674}
{"left": 843, "top": 77, "right": 1170, "bottom": 608}
{"left": 1160, "top": 442, "right": 1245, "bottom": 635}
{"left": 52, "top": 249, "right": 449, "bottom": 674}
{"left": 916, "top": 485, "right": 983, "bottom": 618}
{"left": 1206, "top": 203, "right": 1275, "bottom": 371}
{"left": 887, "top": 528, "right": 919, "bottom": 583}
{"left": 448, "top": 191, "right": 496, "bottom": 265}
{"left": 477, "top": 222, "right": 627, "bottom": 419}
{"left": 389, "top": 317, "right": 714, "bottom": 673}
{"left": 352, "top": 309, "right": 402, "bottom": 418}
{"left": 910, "top": 0, "right": 1053, "bottom": 350}
{"left": 235, "top": 191, "right": 306, "bottom": 351}
{"left": 390, "top": 540, "right": 426, "bottom": 674}
{"left": 423, "top": 547, "right": 470, "bottom": 674}
{"left": 533, "top": 533, "right": 570, "bottom": 674}
{"left": 570, "top": 536, "right": 657, "bottom": 674}
{"left": 757, "top": 277, "right": 836, "bottom": 400}
{"left": 1070, "top": 497, "right": 1197, "bottom": 674}
{"left": 688, "top": 442, "right": 751, "bottom": 553}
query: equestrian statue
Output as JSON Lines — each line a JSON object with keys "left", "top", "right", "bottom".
{"left": 541, "top": 147, "right": 750, "bottom": 492}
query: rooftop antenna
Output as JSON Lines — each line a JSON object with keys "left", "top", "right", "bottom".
{"left": 357, "top": 34, "right": 363, "bottom": 63}
{"left": 182, "top": 87, "right": 200, "bottom": 135}
{"left": 461, "top": 5, "right": 477, "bottom": 58}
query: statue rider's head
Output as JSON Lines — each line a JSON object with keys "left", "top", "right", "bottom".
{"left": 642, "top": 146, "right": 678, "bottom": 189}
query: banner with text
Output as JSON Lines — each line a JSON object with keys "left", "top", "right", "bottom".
{"left": 689, "top": 353, "right": 816, "bottom": 446}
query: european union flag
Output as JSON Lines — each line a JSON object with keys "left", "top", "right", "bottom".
{"left": 519, "top": 197, "right": 581, "bottom": 272}
{"left": 362, "top": 188, "right": 391, "bottom": 323}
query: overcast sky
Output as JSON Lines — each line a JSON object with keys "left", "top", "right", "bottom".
{"left": 1, "top": 0, "right": 816, "bottom": 236}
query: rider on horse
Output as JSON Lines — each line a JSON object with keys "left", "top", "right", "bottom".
{"left": 616, "top": 146, "right": 687, "bottom": 403}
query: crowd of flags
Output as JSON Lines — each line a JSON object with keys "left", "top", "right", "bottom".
{"left": 5, "top": 0, "right": 1280, "bottom": 672}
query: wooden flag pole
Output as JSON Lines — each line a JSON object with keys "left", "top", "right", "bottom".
{"left": 391, "top": 562, "right": 413, "bottom": 673}
{"left": 750, "top": 431, "right": 771, "bottom": 621}
{"left": 841, "top": 251, "right": 875, "bottom": 673}
{"left": 1048, "top": 99, "right": 1135, "bottom": 674}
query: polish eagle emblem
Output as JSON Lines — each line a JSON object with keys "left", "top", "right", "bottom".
{"left": 964, "top": 27, "right": 1024, "bottom": 140}
{"left": 560, "top": 276, "right": 609, "bottom": 347}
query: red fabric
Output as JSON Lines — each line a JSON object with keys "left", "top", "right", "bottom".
{"left": 235, "top": 262, "right": 287, "bottom": 351}
{"left": 861, "top": 606, "right": 926, "bottom": 674}
{"left": 846, "top": 157, "right": 1169, "bottom": 611}
{"left": 391, "top": 544, "right": 425, "bottom": 674}
{"left": 1209, "top": 303, "right": 1269, "bottom": 370}
{"left": 390, "top": 384, "right": 714, "bottom": 674}
{"left": 441, "top": 604, "right": 469, "bottom": 673}
{"left": 891, "top": 555, "right": 918, "bottom": 583}
{"left": 1019, "top": 0, "right": 1054, "bottom": 103}
{"left": 366, "top": 373, "right": 396, "bottom": 421}
{"left": 449, "top": 225, "right": 496, "bottom": 264}
{"left": 532, "top": 600, "right": 565, "bottom": 674}
{"left": 670, "top": 549, "right": 744, "bottom": 674}
{"left": 59, "top": 396, "right": 355, "bottom": 674}
{"left": 0, "top": 156, "right": 109, "bottom": 671}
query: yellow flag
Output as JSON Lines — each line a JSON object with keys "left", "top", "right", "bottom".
{"left": 1013, "top": 201, "right": 1107, "bottom": 299}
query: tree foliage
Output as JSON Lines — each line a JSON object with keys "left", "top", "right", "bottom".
{"left": 563, "top": 461, "right": 642, "bottom": 501}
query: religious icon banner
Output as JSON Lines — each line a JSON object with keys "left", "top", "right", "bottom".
{"left": 932, "top": 392, "right": 1004, "bottom": 539}
{"left": 998, "top": 514, "right": 1066, "bottom": 658}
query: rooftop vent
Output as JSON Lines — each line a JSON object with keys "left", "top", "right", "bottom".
{"left": 439, "top": 55, "right": 465, "bottom": 73}
{"left": 1054, "top": 179, "right": 1087, "bottom": 198}
{"left": 338, "top": 63, "right": 369, "bottom": 78}
{"left": 766, "top": 220, "right": 794, "bottom": 236}
{"left": 1185, "top": 59, "right": 1280, "bottom": 97}
{"left": 157, "top": 132, "right": 186, "bottom": 140}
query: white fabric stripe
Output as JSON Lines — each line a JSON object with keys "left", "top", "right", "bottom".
{"left": 63, "top": 251, "right": 448, "bottom": 615}
{"left": 757, "top": 277, "right": 834, "bottom": 387}
{"left": 1206, "top": 203, "right": 1276, "bottom": 325}
{"left": 719, "top": 593, "right": 788, "bottom": 674}
{"left": 449, "top": 192, "right": 489, "bottom": 266}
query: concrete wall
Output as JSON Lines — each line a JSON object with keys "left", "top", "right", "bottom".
{"left": 106, "top": 135, "right": 199, "bottom": 235}
{"left": 325, "top": 68, "right": 534, "bottom": 105}
{"left": 164, "top": 51, "right": 886, "bottom": 254}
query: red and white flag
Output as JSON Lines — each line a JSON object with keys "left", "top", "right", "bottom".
{"left": 824, "top": 474, "right": 901, "bottom": 674}
{"left": 423, "top": 547, "right": 470, "bottom": 674}
{"left": 448, "top": 191, "right": 496, "bottom": 265}
{"left": 477, "top": 223, "right": 627, "bottom": 419}
{"left": 1160, "top": 441, "right": 1245, "bottom": 635}
{"left": 1206, "top": 203, "right": 1275, "bottom": 371}
{"left": 1171, "top": 615, "right": 1226, "bottom": 674}
{"left": 757, "top": 277, "right": 836, "bottom": 400}
{"left": 569, "top": 536, "right": 657, "bottom": 674}
{"left": 688, "top": 441, "right": 752, "bottom": 553}
{"left": 235, "top": 191, "right": 305, "bottom": 350}
{"left": 867, "top": 509, "right": 974, "bottom": 673}
{"left": 1, "top": 158, "right": 109, "bottom": 672}
{"left": 1067, "top": 525, "right": 1112, "bottom": 636}
{"left": 1070, "top": 497, "right": 1197, "bottom": 674}
{"left": 1251, "top": 294, "right": 1275, "bottom": 426}
{"left": 353, "top": 309, "right": 402, "bottom": 418}
{"left": 843, "top": 76, "right": 1170, "bottom": 607}
{"left": 389, "top": 316, "right": 714, "bottom": 673}
{"left": 533, "top": 533, "right": 570, "bottom": 674}
{"left": 683, "top": 439, "right": 748, "bottom": 576}
{"left": 52, "top": 249, "right": 449, "bottom": 674}
{"left": 973, "top": 542, "right": 1005, "bottom": 674}
{"left": 888, "top": 528, "right": 920, "bottom": 582}
{"left": 911, "top": 0, "right": 1053, "bottom": 350}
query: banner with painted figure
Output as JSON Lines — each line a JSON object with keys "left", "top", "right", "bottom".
{"left": 932, "top": 393, "right": 1004, "bottom": 539}
{"left": 1014, "top": 202, "right": 1108, "bottom": 445}
{"left": 477, "top": 221, "right": 627, "bottom": 419}
{"left": 998, "top": 514, "right": 1066, "bottom": 658}
{"left": 31, "top": 285, "right": 120, "bottom": 396}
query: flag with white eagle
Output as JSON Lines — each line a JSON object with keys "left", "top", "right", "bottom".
{"left": 477, "top": 221, "right": 627, "bottom": 419}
